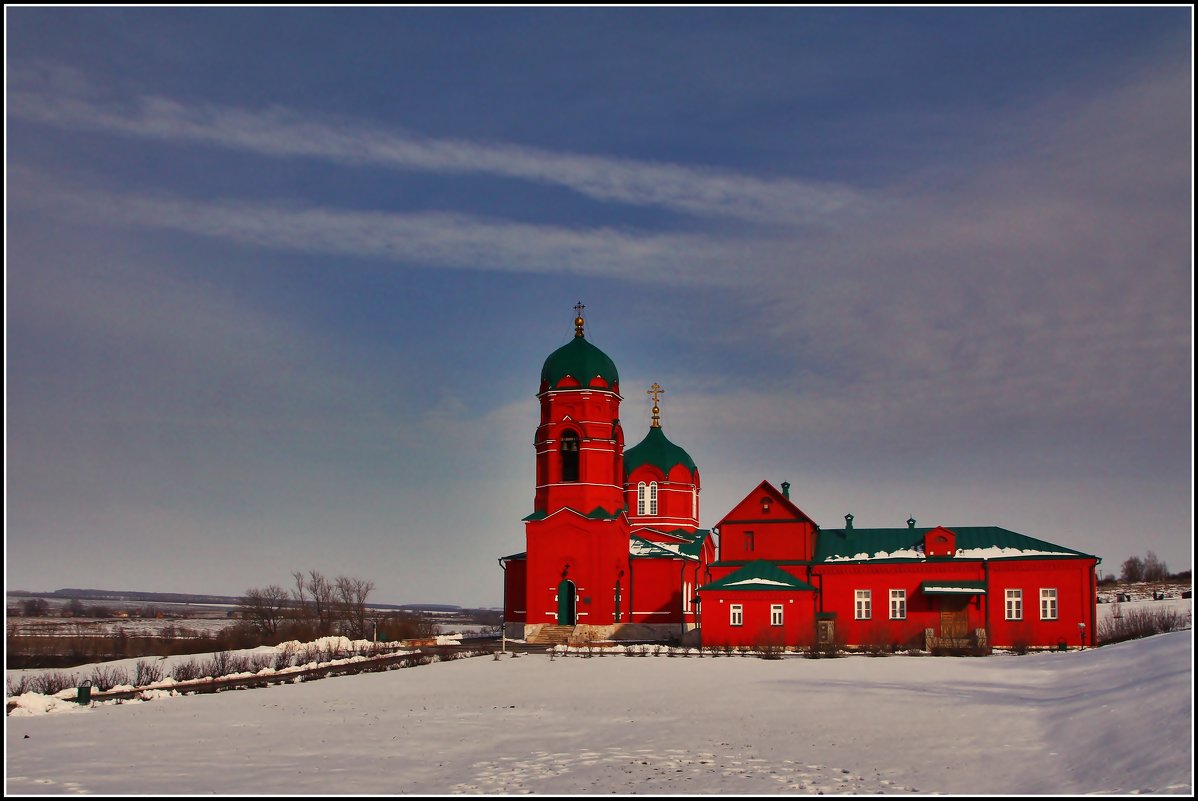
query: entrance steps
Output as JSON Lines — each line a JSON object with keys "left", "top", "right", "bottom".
{"left": 528, "top": 625, "right": 576, "bottom": 646}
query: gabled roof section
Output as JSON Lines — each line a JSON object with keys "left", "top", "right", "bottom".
{"left": 717, "top": 480, "right": 816, "bottom": 527}
{"left": 698, "top": 560, "right": 816, "bottom": 592}
{"left": 629, "top": 529, "right": 710, "bottom": 560}
{"left": 816, "top": 526, "right": 1096, "bottom": 564}
{"left": 523, "top": 505, "right": 626, "bottom": 523}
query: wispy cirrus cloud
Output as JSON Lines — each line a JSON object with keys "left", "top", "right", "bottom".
{"left": 9, "top": 166, "right": 752, "bottom": 285}
{"left": 8, "top": 73, "right": 863, "bottom": 226}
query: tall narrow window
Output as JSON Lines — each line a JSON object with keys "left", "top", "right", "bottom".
{"left": 1040, "top": 588, "right": 1058, "bottom": 620}
{"left": 890, "top": 589, "right": 907, "bottom": 620}
{"left": 560, "top": 431, "right": 580, "bottom": 482}
{"left": 637, "top": 482, "right": 647, "bottom": 515}
{"left": 692, "top": 487, "right": 698, "bottom": 519}
{"left": 730, "top": 604, "right": 743, "bottom": 626}
{"left": 1005, "top": 589, "right": 1023, "bottom": 620}
{"left": 855, "top": 590, "right": 872, "bottom": 620}
{"left": 771, "top": 604, "right": 784, "bottom": 626}
{"left": 682, "top": 581, "right": 692, "bottom": 613}
{"left": 648, "top": 482, "right": 658, "bottom": 515}
{"left": 744, "top": 531, "right": 755, "bottom": 553}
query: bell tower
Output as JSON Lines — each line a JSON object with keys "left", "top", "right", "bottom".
{"left": 534, "top": 303, "right": 625, "bottom": 516}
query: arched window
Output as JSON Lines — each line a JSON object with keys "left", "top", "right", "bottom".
{"left": 637, "top": 482, "right": 647, "bottom": 515}
{"left": 649, "top": 481, "right": 658, "bottom": 516}
{"left": 560, "top": 430, "right": 580, "bottom": 482}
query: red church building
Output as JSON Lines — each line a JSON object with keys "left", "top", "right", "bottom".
{"left": 501, "top": 308, "right": 1100, "bottom": 651}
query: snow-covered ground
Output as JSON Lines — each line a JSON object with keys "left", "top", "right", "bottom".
{"left": 5, "top": 619, "right": 1192, "bottom": 794}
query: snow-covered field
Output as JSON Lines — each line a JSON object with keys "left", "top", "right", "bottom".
{"left": 5, "top": 620, "right": 1192, "bottom": 795}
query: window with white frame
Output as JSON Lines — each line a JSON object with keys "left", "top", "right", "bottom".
{"left": 682, "top": 581, "right": 692, "bottom": 613}
{"left": 1040, "top": 588, "right": 1058, "bottom": 620}
{"left": 730, "top": 604, "right": 743, "bottom": 626}
{"left": 637, "top": 482, "right": 647, "bottom": 515}
{"left": 855, "top": 590, "right": 871, "bottom": 620}
{"left": 649, "top": 482, "right": 658, "bottom": 515}
{"left": 889, "top": 589, "right": 906, "bottom": 620}
{"left": 770, "top": 604, "right": 784, "bottom": 626}
{"left": 1005, "top": 588, "right": 1023, "bottom": 620}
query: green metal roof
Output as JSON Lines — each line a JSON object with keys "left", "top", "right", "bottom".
{"left": 629, "top": 529, "right": 710, "bottom": 560}
{"left": 698, "top": 560, "right": 816, "bottom": 592}
{"left": 523, "top": 506, "right": 624, "bottom": 522}
{"left": 540, "top": 335, "right": 619, "bottom": 389}
{"left": 815, "top": 526, "right": 1096, "bottom": 564}
{"left": 624, "top": 425, "right": 697, "bottom": 476}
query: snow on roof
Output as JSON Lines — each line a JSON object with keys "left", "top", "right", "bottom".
{"left": 723, "top": 577, "right": 796, "bottom": 587}
{"left": 825, "top": 547, "right": 924, "bottom": 562}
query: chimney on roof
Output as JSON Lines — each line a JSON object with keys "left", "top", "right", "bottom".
{"left": 781, "top": 481, "right": 790, "bottom": 499}
{"left": 845, "top": 513, "right": 854, "bottom": 531}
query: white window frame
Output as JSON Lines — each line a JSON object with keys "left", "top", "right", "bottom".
{"left": 889, "top": 589, "right": 906, "bottom": 620}
{"left": 649, "top": 481, "right": 658, "bottom": 516}
{"left": 1005, "top": 588, "right": 1023, "bottom": 621}
{"left": 730, "top": 604, "right": 743, "bottom": 626}
{"left": 855, "top": 589, "right": 871, "bottom": 620}
{"left": 1040, "top": 588, "right": 1058, "bottom": 620}
{"left": 770, "top": 604, "right": 784, "bottom": 627}
{"left": 637, "top": 482, "right": 647, "bottom": 515}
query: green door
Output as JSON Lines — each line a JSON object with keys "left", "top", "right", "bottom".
{"left": 557, "top": 580, "right": 577, "bottom": 625}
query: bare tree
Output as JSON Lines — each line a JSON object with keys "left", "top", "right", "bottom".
{"left": 335, "top": 576, "right": 376, "bottom": 640}
{"left": 1143, "top": 551, "right": 1169, "bottom": 582}
{"left": 239, "top": 584, "right": 291, "bottom": 637}
{"left": 292, "top": 570, "right": 338, "bottom": 635}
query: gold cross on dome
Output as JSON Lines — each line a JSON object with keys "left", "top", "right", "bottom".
{"left": 573, "top": 301, "right": 586, "bottom": 337}
{"left": 647, "top": 383, "right": 664, "bottom": 428}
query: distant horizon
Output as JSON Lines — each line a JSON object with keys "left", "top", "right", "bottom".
{"left": 7, "top": 8, "right": 1192, "bottom": 609}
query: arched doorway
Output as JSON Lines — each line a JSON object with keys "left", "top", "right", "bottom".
{"left": 557, "top": 579, "right": 577, "bottom": 625}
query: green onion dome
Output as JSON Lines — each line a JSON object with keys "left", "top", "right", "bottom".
{"left": 624, "top": 425, "right": 697, "bottom": 477}
{"left": 540, "top": 335, "right": 619, "bottom": 390}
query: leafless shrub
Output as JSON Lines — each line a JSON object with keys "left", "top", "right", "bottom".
{"left": 172, "top": 659, "right": 204, "bottom": 682}
{"left": 754, "top": 633, "right": 787, "bottom": 660}
{"left": 135, "top": 660, "right": 165, "bottom": 686}
{"left": 247, "top": 653, "right": 275, "bottom": 673}
{"left": 90, "top": 665, "right": 130, "bottom": 691}
{"left": 273, "top": 643, "right": 297, "bottom": 670}
{"left": 32, "top": 671, "right": 82, "bottom": 695}
{"left": 7, "top": 675, "right": 33, "bottom": 697}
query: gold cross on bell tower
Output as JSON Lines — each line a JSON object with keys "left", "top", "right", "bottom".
{"left": 647, "top": 382, "right": 664, "bottom": 428}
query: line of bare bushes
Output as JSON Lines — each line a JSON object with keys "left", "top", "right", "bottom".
{"left": 7, "top": 641, "right": 465, "bottom": 699}
{"left": 1098, "top": 606, "right": 1191, "bottom": 645}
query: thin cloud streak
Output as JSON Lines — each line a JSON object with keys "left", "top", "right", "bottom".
{"left": 10, "top": 169, "right": 749, "bottom": 286}
{"left": 8, "top": 79, "right": 863, "bottom": 225}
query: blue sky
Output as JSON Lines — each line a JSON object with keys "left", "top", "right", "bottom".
{"left": 6, "top": 8, "right": 1192, "bottom": 607}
